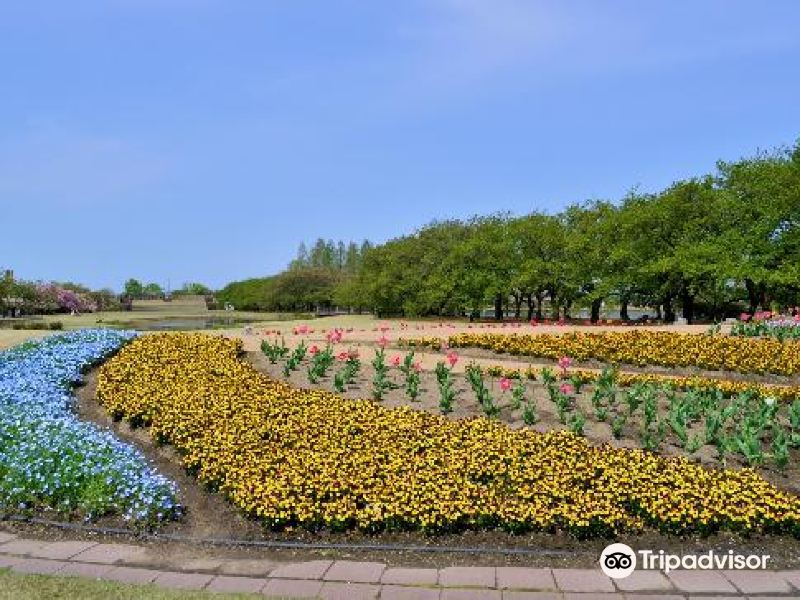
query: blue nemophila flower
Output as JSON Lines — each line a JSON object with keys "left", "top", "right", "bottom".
{"left": 0, "top": 329, "right": 181, "bottom": 524}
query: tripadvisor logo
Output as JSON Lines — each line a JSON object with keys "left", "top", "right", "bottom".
{"left": 600, "top": 544, "right": 770, "bottom": 579}
{"left": 600, "top": 543, "right": 636, "bottom": 579}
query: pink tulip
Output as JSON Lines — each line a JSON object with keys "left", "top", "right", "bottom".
{"left": 559, "top": 382, "right": 574, "bottom": 395}
{"left": 392, "top": 355, "right": 401, "bottom": 366}
{"left": 413, "top": 362, "right": 422, "bottom": 373}
{"left": 446, "top": 351, "right": 459, "bottom": 367}
{"left": 309, "top": 345, "right": 319, "bottom": 355}
{"left": 337, "top": 351, "right": 349, "bottom": 361}
{"left": 740, "top": 312, "right": 751, "bottom": 322}
{"left": 500, "top": 377, "right": 512, "bottom": 392}
{"left": 377, "top": 335, "right": 390, "bottom": 348}
{"left": 557, "top": 356, "right": 572, "bottom": 371}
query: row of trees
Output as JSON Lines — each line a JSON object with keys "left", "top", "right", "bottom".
{"left": 122, "top": 279, "right": 212, "bottom": 299}
{"left": 216, "top": 239, "right": 372, "bottom": 312}
{"left": 219, "top": 142, "right": 800, "bottom": 323}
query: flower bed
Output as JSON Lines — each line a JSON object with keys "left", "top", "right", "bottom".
{"left": 400, "top": 331, "right": 800, "bottom": 376}
{"left": 732, "top": 313, "right": 800, "bottom": 341}
{"left": 96, "top": 333, "right": 800, "bottom": 537}
{"left": 0, "top": 330, "right": 180, "bottom": 524}
{"left": 477, "top": 364, "right": 800, "bottom": 403}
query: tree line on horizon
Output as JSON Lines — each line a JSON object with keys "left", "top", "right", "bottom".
{"left": 217, "top": 142, "right": 800, "bottom": 323}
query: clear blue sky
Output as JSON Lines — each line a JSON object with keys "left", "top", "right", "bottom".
{"left": 2, "top": 1, "right": 799, "bottom": 291}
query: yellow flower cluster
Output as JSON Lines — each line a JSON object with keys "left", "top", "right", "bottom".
{"left": 482, "top": 365, "right": 800, "bottom": 402}
{"left": 96, "top": 333, "right": 800, "bottom": 537}
{"left": 403, "top": 331, "right": 800, "bottom": 376}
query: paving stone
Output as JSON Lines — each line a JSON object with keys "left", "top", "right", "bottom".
{"left": 324, "top": 560, "right": 385, "bottom": 583}
{"left": 58, "top": 562, "right": 114, "bottom": 579}
{"left": 72, "top": 542, "right": 147, "bottom": 564}
{"left": 623, "top": 595, "right": 684, "bottom": 600}
{"left": 552, "top": 569, "right": 615, "bottom": 593}
{"left": 441, "top": 589, "right": 502, "bottom": 600}
{"left": 496, "top": 567, "right": 555, "bottom": 590}
{"left": 380, "top": 584, "right": 441, "bottom": 599}
{"left": 270, "top": 559, "right": 332, "bottom": 580}
{"left": 439, "top": 566, "right": 496, "bottom": 588}
{"left": 0, "top": 555, "right": 23, "bottom": 568}
{"left": 562, "top": 594, "right": 623, "bottom": 600}
{"left": 502, "top": 592, "right": 562, "bottom": 600}
{"left": 119, "top": 549, "right": 159, "bottom": 567}
{"left": 102, "top": 566, "right": 161, "bottom": 584}
{"left": 381, "top": 567, "right": 439, "bottom": 586}
{"left": 155, "top": 570, "right": 215, "bottom": 590}
{"left": 0, "top": 539, "right": 49, "bottom": 556}
{"left": 11, "top": 558, "right": 67, "bottom": 575}
{"left": 319, "top": 581, "right": 379, "bottom": 599}
{"left": 613, "top": 570, "right": 673, "bottom": 592}
{"left": 722, "top": 570, "right": 791, "bottom": 594}
{"left": 781, "top": 569, "right": 800, "bottom": 590}
{"left": 262, "top": 577, "right": 323, "bottom": 598}
{"left": 219, "top": 559, "right": 278, "bottom": 576}
{"left": 667, "top": 570, "right": 737, "bottom": 594}
{"left": 0, "top": 531, "right": 18, "bottom": 545}
{"left": 207, "top": 575, "right": 267, "bottom": 594}
{"left": 32, "top": 541, "right": 98, "bottom": 560}
{"left": 171, "top": 557, "right": 224, "bottom": 572}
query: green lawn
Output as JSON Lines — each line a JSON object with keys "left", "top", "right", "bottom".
{"left": 0, "top": 569, "right": 283, "bottom": 600}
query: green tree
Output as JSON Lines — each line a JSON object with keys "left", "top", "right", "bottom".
{"left": 123, "top": 278, "right": 143, "bottom": 297}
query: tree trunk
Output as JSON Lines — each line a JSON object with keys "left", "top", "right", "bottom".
{"left": 745, "top": 279, "right": 758, "bottom": 314}
{"left": 590, "top": 298, "right": 602, "bottom": 323}
{"left": 535, "top": 292, "right": 544, "bottom": 320}
{"left": 655, "top": 305, "right": 662, "bottom": 321}
{"left": 663, "top": 293, "right": 675, "bottom": 323}
{"left": 620, "top": 292, "right": 630, "bottom": 321}
{"left": 525, "top": 293, "right": 534, "bottom": 321}
{"left": 563, "top": 299, "right": 572, "bottom": 319}
{"left": 512, "top": 292, "right": 522, "bottom": 319}
{"left": 494, "top": 293, "right": 503, "bottom": 321}
{"left": 549, "top": 289, "right": 560, "bottom": 319}
{"left": 680, "top": 287, "right": 695, "bottom": 324}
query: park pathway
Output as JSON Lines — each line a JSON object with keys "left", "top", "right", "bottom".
{"left": 1, "top": 530, "right": 798, "bottom": 598}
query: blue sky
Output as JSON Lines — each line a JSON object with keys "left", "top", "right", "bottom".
{"left": 2, "top": 1, "right": 799, "bottom": 291}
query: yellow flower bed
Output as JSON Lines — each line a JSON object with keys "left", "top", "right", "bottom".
{"left": 481, "top": 366, "right": 800, "bottom": 402}
{"left": 96, "top": 333, "right": 800, "bottom": 537}
{"left": 402, "top": 331, "right": 800, "bottom": 376}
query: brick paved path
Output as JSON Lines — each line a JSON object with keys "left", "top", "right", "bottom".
{"left": 1, "top": 530, "right": 798, "bottom": 598}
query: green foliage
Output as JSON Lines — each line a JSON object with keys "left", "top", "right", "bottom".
{"left": 282, "top": 341, "right": 307, "bottom": 376}
{"left": 307, "top": 345, "right": 335, "bottom": 383}
{"left": 435, "top": 362, "right": 457, "bottom": 413}
{"left": 371, "top": 348, "right": 394, "bottom": 401}
{"left": 465, "top": 365, "right": 498, "bottom": 417}
{"left": 260, "top": 337, "right": 289, "bottom": 363}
